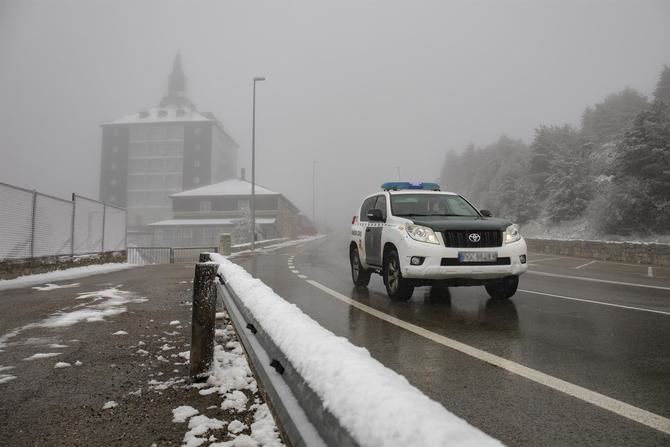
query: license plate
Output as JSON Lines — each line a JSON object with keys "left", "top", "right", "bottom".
{"left": 458, "top": 252, "right": 497, "bottom": 263}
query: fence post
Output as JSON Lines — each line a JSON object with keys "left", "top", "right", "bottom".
{"left": 219, "top": 233, "right": 231, "bottom": 256}
{"left": 71, "top": 193, "right": 76, "bottom": 256}
{"left": 169, "top": 247, "right": 175, "bottom": 264}
{"left": 101, "top": 205, "right": 106, "bottom": 253}
{"left": 30, "top": 191, "right": 37, "bottom": 258}
{"left": 190, "top": 262, "right": 218, "bottom": 382}
{"left": 199, "top": 253, "right": 211, "bottom": 263}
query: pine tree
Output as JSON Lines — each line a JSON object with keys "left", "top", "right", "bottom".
{"left": 605, "top": 101, "right": 670, "bottom": 233}
{"left": 653, "top": 65, "right": 670, "bottom": 103}
{"left": 581, "top": 88, "right": 649, "bottom": 145}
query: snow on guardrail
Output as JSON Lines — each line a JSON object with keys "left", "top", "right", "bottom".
{"left": 210, "top": 253, "right": 503, "bottom": 447}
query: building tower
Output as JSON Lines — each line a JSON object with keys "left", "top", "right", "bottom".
{"left": 99, "top": 55, "right": 238, "bottom": 244}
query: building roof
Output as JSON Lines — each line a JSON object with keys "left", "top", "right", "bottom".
{"left": 102, "top": 105, "right": 213, "bottom": 126}
{"left": 148, "top": 218, "right": 276, "bottom": 227}
{"left": 171, "top": 178, "right": 280, "bottom": 198}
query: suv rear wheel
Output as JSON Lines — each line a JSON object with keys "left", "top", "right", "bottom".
{"left": 383, "top": 249, "right": 414, "bottom": 301}
{"left": 485, "top": 276, "right": 519, "bottom": 300}
{"left": 350, "top": 246, "right": 371, "bottom": 287}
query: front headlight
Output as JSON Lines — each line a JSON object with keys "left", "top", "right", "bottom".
{"left": 406, "top": 224, "right": 440, "bottom": 244}
{"left": 504, "top": 224, "right": 521, "bottom": 244}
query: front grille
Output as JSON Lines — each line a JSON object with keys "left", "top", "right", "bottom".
{"left": 443, "top": 230, "right": 502, "bottom": 248}
{"left": 441, "top": 257, "right": 510, "bottom": 266}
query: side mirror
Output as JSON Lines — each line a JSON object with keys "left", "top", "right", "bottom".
{"left": 367, "top": 209, "right": 384, "bottom": 222}
{"left": 480, "top": 209, "right": 492, "bottom": 217}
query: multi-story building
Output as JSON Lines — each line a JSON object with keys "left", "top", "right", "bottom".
{"left": 99, "top": 55, "right": 238, "bottom": 243}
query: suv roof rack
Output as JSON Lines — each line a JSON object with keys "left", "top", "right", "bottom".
{"left": 381, "top": 182, "right": 441, "bottom": 191}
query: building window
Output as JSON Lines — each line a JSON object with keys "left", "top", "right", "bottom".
{"left": 194, "top": 143, "right": 201, "bottom": 151}
{"left": 193, "top": 177, "right": 200, "bottom": 185}
{"left": 110, "top": 179, "right": 117, "bottom": 186}
{"left": 112, "top": 145, "right": 119, "bottom": 153}
{"left": 110, "top": 195, "right": 116, "bottom": 202}
{"left": 200, "top": 200, "right": 211, "bottom": 212}
{"left": 238, "top": 199, "right": 250, "bottom": 210}
{"left": 194, "top": 160, "right": 200, "bottom": 168}
{"left": 113, "top": 129, "right": 119, "bottom": 137}
{"left": 194, "top": 127, "right": 201, "bottom": 135}
{"left": 111, "top": 162, "right": 117, "bottom": 170}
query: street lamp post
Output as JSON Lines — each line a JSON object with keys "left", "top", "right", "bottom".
{"left": 251, "top": 76, "right": 265, "bottom": 251}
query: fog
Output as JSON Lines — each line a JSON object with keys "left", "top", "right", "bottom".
{"left": 1, "top": 0, "right": 668, "bottom": 227}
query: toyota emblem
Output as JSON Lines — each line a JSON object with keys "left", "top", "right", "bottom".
{"left": 468, "top": 233, "right": 481, "bottom": 243}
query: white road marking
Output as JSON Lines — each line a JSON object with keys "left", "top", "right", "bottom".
{"left": 530, "top": 256, "right": 563, "bottom": 263}
{"left": 306, "top": 279, "right": 670, "bottom": 435}
{"left": 527, "top": 270, "right": 670, "bottom": 291}
{"left": 297, "top": 274, "right": 308, "bottom": 279}
{"left": 648, "top": 267, "right": 654, "bottom": 278}
{"left": 519, "top": 289, "right": 670, "bottom": 316}
{"left": 575, "top": 260, "right": 597, "bottom": 270}
{"left": 292, "top": 270, "right": 300, "bottom": 274}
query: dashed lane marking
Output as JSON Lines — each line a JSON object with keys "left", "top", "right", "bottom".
{"left": 575, "top": 260, "right": 597, "bottom": 270}
{"left": 527, "top": 270, "right": 670, "bottom": 291}
{"left": 519, "top": 289, "right": 670, "bottom": 316}
{"left": 297, "top": 274, "right": 308, "bottom": 279}
{"left": 306, "top": 278, "right": 670, "bottom": 435}
{"left": 530, "top": 256, "right": 564, "bottom": 263}
{"left": 292, "top": 270, "right": 300, "bottom": 274}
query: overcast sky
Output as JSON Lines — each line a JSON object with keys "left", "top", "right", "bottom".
{"left": 1, "top": 0, "right": 668, "bottom": 225}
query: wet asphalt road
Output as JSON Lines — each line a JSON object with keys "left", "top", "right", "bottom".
{"left": 234, "top": 234, "right": 670, "bottom": 447}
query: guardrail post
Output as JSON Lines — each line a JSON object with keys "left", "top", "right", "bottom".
{"left": 101, "top": 205, "right": 106, "bottom": 253}
{"left": 71, "top": 193, "right": 76, "bottom": 256}
{"left": 30, "top": 191, "right": 37, "bottom": 258}
{"left": 199, "top": 253, "right": 211, "bottom": 263}
{"left": 169, "top": 247, "right": 174, "bottom": 264}
{"left": 190, "top": 262, "right": 218, "bottom": 382}
{"left": 219, "top": 233, "right": 231, "bottom": 256}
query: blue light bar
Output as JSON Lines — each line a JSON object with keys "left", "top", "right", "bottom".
{"left": 381, "top": 182, "right": 441, "bottom": 191}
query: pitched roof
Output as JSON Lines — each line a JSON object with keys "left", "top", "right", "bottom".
{"left": 170, "top": 178, "right": 280, "bottom": 198}
{"left": 102, "top": 105, "right": 212, "bottom": 125}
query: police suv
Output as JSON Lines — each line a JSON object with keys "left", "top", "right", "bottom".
{"left": 349, "top": 182, "right": 528, "bottom": 301}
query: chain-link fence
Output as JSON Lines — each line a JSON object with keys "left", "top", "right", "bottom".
{"left": 0, "top": 182, "right": 127, "bottom": 261}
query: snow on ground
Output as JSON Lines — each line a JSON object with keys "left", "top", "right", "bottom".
{"left": 23, "top": 352, "right": 61, "bottom": 361}
{"left": 0, "top": 374, "right": 17, "bottom": 384}
{"left": 54, "top": 362, "right": 71, "bottom": 368}
{"left": 32, "top": 283, "right": 80, "bottom": 291}
{"left": 173, "top": 405, "right": 200, "bottom": 423}
{"left": 169, "top": 320, "right": 180, "bottom": 326}
{"left": 211, "top": 253, "right": 502, "bottom": 447}
{"left": 113, "top": 331, "right": 128, "bottom": 335}
{"left": 102, "top": 401, "right": 118, "bottom": 409}
{"left": 0, "top": 263, "right": 133, "bottom": 291}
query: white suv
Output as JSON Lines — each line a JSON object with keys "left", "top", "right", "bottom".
{"left": 349, "top": 182, "right": 528, "bottom": 301}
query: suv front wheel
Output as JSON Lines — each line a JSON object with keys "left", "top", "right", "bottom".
{"left": 383, "top": 249, "right": 414, "bottom": 301}
{"left": 484, "top": 276, "right": 519, "bottom": 300}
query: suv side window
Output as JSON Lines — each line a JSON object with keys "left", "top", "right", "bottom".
{"left": 359, "top": 196, "right": 377, "bottom": 221}
{"left": 374, "top": 195, "right": 387, "bottom": 220}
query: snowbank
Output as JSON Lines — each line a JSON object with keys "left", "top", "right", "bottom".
{"left": 211, "top": 254, "right": 501, "bottom": 447}
{"left": 0, "top": 263, "right": 133, "bottom": 291}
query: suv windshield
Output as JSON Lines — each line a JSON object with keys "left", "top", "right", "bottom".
{"left": 390, "top": 194, "right": 480, "bottom": 217}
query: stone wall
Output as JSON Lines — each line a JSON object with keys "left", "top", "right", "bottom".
{"left": 526, "top": 239, "right": 670, "bottom": 266}
{"left": 0, "top": 251, "right": 127, "bottom": 280}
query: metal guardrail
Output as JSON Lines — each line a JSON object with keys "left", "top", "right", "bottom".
{"left": 127, "top": 246, "right": 218, "bottom": 264}
{"left": 190, "top": 253, "right": 353, "bottom": 447}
